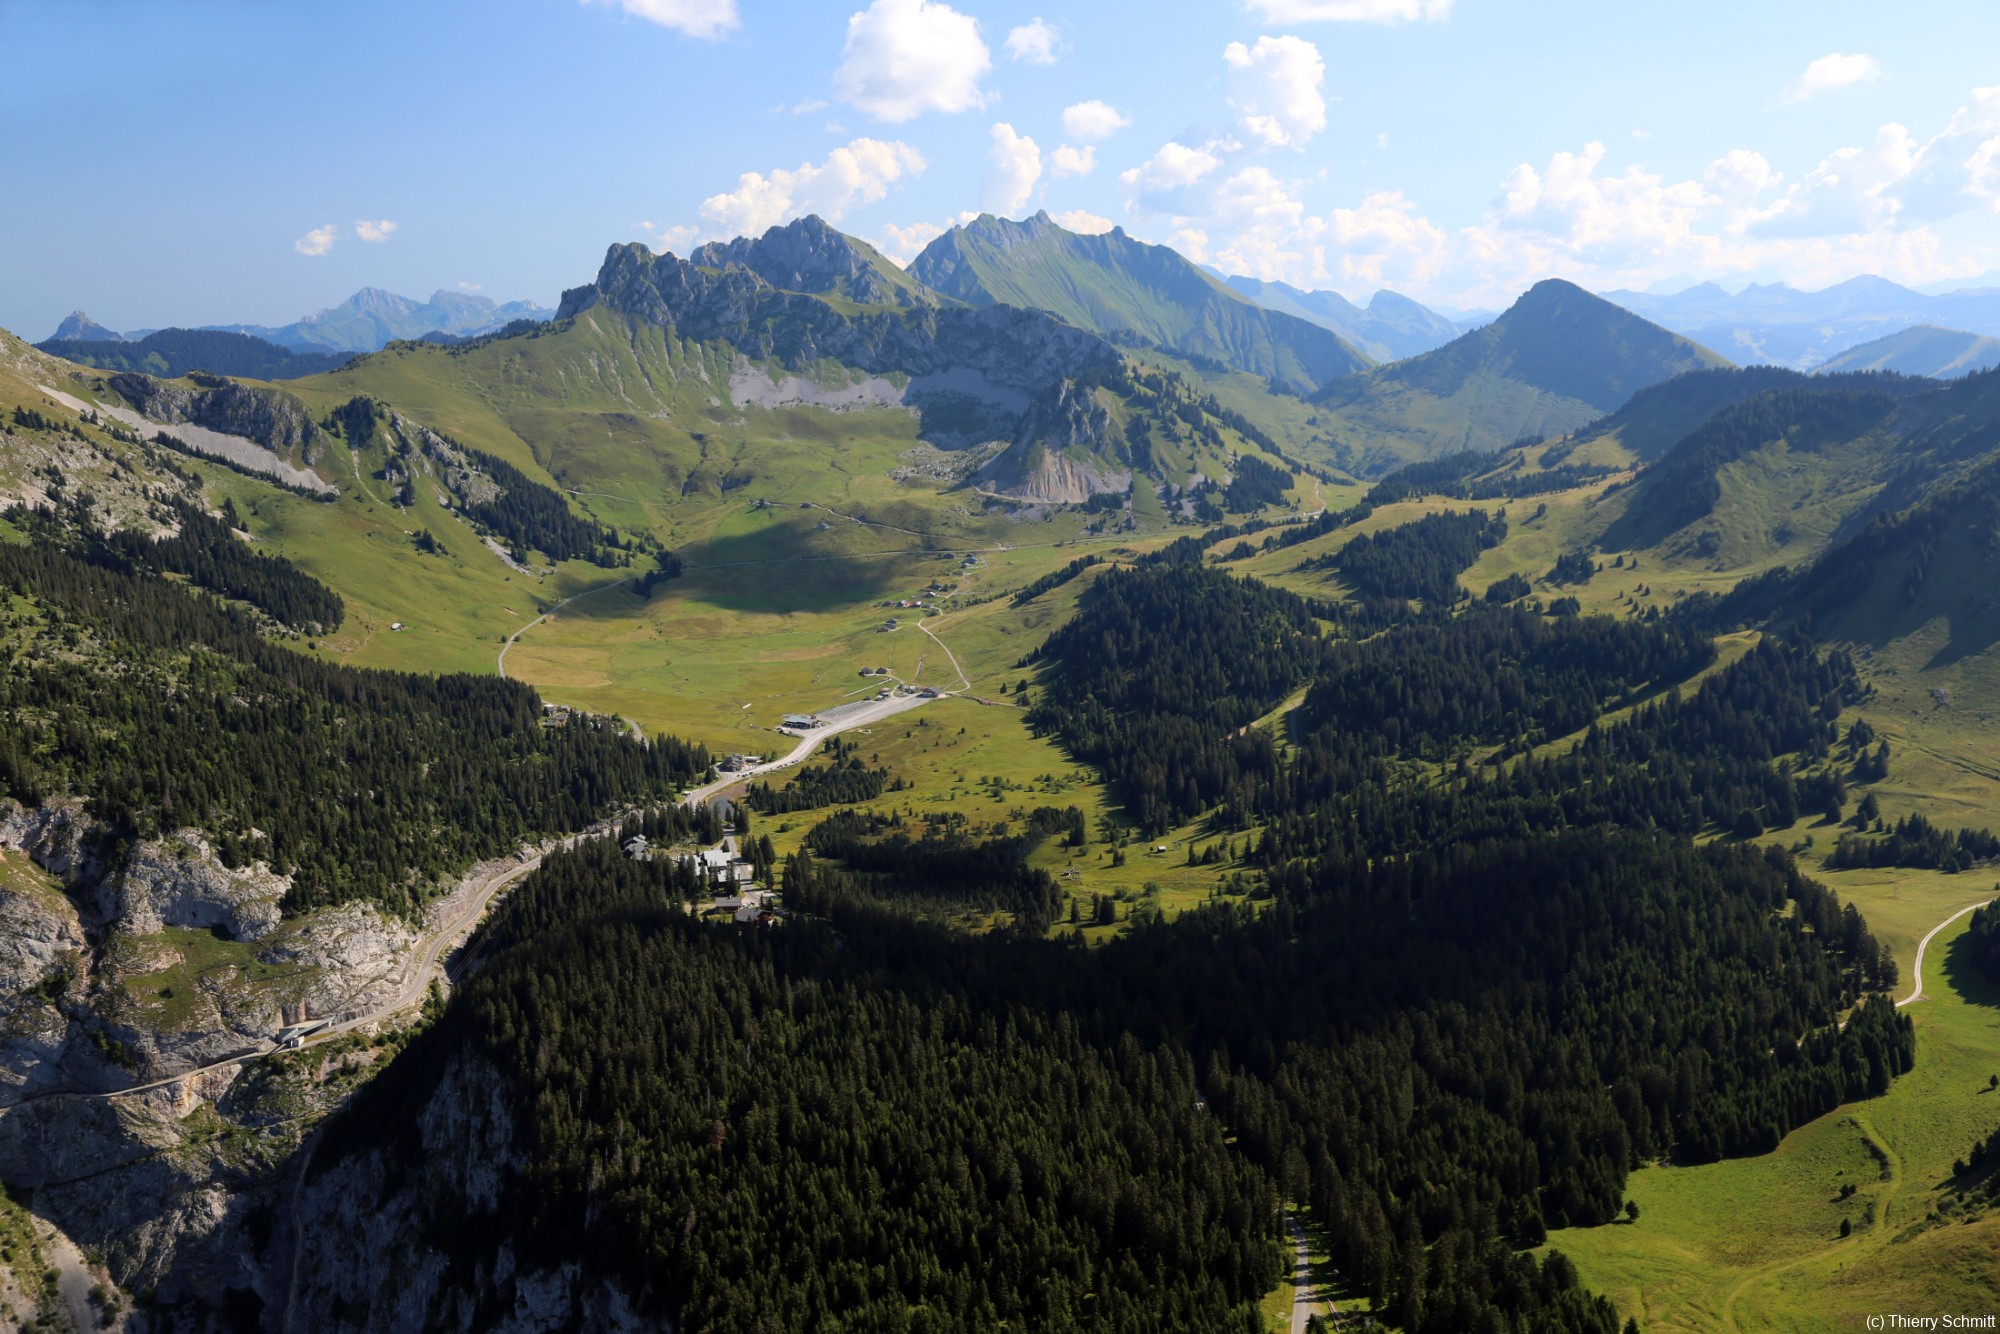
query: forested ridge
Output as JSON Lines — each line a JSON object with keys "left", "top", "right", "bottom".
{"left": 0, "top": 543, "right": 705, "bottom": 913}
{"left": 1299, "top": 604, "right": 1716, "bottom": 759}
{"left": 322, "top": 841, "right": 1287, "bottom": 1333}
{"left": 9, "top": 493, "right": 344, "bottom": 632}
{"left": 317, "top": 809, "right": 1905, "bottom": 1332}
{"left": 1300, "top": 509, "right": 1508, "bottom": 605}
{"left": 1024, "top": 560, "right": 1329, "bottom": 833}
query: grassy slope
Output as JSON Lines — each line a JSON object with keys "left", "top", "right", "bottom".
{"left": 1550, "top": 896, "right": 2000, "bottom": 1334}
{"left": 911, "top": 215, "right": 1371, "bottom": 391}
{"left": 1817, "top": 325, "right": 2000, "bottom": 379}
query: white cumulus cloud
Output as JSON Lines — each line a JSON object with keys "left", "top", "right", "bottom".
{"left": 1326, "top": 190, "right": 1453, "bottom": 288}
{"left": 698, "top": 137, "right": 927, "bottom": 239}
{"left": 1061, "top": 100, "right": 1130, "bottom": 142}
{"left": 984, "top": 123, "right": 1043, "bottom": 215}
{"left": 580, "top": 0, "right": 739, "bottom": 40}
{"left": 1243, "top": 0, "right": 1450, "bottom": 22}
{"left": 1784, "top": 52, "right": 1882, "bottom": 104}
{"left": 1119, "top": 88, "right": 2000, "bottom": 310}
{"left": 1895, "top": 85, "right": 2000, "bottom": 220}
{"left": 1741, "top": 124, "right": 1916, "bottom": 237}
{"left": 1049, "top": 144, "right": 1095, "bottom": 177}
{"left": 1121, "top": 141, "right": 1223, "bottom": 192}
{"left": 1051, "top": 209, "right": 1116, "bottom": 235}
{"left": 1224, "top": 35, "right": 1327, "bottom": 149}
{"left": 1703, "top": 149, "right": 1780, "bottom": 201}
{"left": 1493, "top": 141, "right": 1718, "bottom": 265}
{"left": 836, "top": 0, "right": 991, "bottom": 123}
{"left": 354, "top": 219, "right": 398, "bottom": 242}
{"left": 1207, "top": 166, "right": 1320, "bottom": 279}
{"left": 293, "top": 224, "right": 337, "bottom": 257}
{"left": 1004, "top": 17, "right": 1060, "bottom": 64}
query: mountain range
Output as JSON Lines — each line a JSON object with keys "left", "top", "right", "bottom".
{"left": 556, "top": 215, "right": 1290, "bottom": 502}
{"left": 46, "top": 287, "right": 553, "bottom": 355}
{"left": 1218, "top": 274, "right": 1471, "bottom": 362}
{"left": 35, "top": 327, "right": 353, "bottom": 380}
{"left": 1601, "top": 275, "right": 2000, "bottom": 370}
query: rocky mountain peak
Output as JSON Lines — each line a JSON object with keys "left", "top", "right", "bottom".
{"left": 689, "top": 215, "right": 929, "bottom": 308}
{"left": 49, "top": 311, "right": 124, "bottom": 343}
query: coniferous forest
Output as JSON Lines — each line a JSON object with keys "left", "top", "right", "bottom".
{"left": 293, "top": 516, "right": 1930, "bottom": 1333}
{"left": 0, "top": 541, "right": 705, "bottom": 912}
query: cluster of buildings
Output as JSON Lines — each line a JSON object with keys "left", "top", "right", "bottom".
{"left": 617, "top": 836, "right": 780, "bottom": 926}
{"left": 879, "top": 582, "right": 952, "bottom": 615}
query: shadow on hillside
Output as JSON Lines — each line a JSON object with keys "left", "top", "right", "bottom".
{"left": 1939, "top": 928, "right": 2000, "bottom": 1012}
{"left": 666, "top": 522, "right": 941, "bottom": 615}
{"left": 1921, "top": 603, "right": 2000, "bottom": 673}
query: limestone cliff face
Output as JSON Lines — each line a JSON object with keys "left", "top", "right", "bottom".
{"left": 113, "top": 830, "right": 289, "bottom": 942}
{"left": 556, "top": 226, "right": 1143, "bottom": 495}
{"left": 975, "top": 377, "right": 1131, "bottom": 503}
{"left": 0, "top": 854, "right": 85, "bottom": 1101}
{"left": 107, "top": 372, "right": 320, "bottom": 452}
{"left": 287, "top": 1053, "right": 652, "bottom": 1332}
{"left": 0, "top": 798, "right": 427, "bottom": 1321}
{"left": 560, "top": 240, "right": 1119, "bottom": 391}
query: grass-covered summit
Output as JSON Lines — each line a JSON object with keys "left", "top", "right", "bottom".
{"left": 1312, "top": 278, "right": 1731, "bottom": 472}
{"left": 909, "top": 211, "right": 1372, "bottom": 394}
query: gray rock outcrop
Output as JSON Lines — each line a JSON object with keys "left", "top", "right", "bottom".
{"left": 107, "top": 372, "right": 320, "bottom": 452}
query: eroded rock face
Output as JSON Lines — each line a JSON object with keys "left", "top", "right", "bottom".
{"left": 691, "top": 215, "right": 930, "bottom": 310}
{"left": 566, "top": 240, "right": 1120, "bottom": 387}
{"left": 0, "top": 800, "right": 440, "bottom": 1320}
{"left": 116, "top": 830, "right": 289, "bottom": 943}
{"left": 106, "top": 373, "right": 319, "bottom": 451}
{"left": 0, "top": 800, "right": 101, "bottom": 885}
{"left": 0, "top": 857, "right": 85, "bottom": 1098}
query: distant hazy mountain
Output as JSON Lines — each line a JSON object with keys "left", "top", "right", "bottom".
{"left": 37, "top": 327, "right": 351, "bottom": 381}
{"left": 1311, "top": 279, "right": 1730, "bottom": 473}
{"left": 208, "top": 288, "right": 554, "bottom": 354}
{"left": 1813, "top": 325, "right": 2000, "bottom": 379}
{"left": 1599, "top": 276, "right": 2000, "bottom": 370}
{"left": 48, "top": 310, "right": 126, "bottom": 342}
{"left": 1917, "top": 271, "right": 2000, "bottom": 295}
{"left": 1219, "top": 276, "right": 1460, "bottom": 362}
{"left": 909, "top": 211, "right": 1371, "bottom": 394}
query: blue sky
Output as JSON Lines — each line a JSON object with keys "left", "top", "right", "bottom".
{"left": 4, "top": 0, "right": 1997, "bottom": 336}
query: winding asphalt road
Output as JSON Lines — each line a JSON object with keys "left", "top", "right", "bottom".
{"left": 66, "top": 686, "right": 947, "bottom": 1105}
